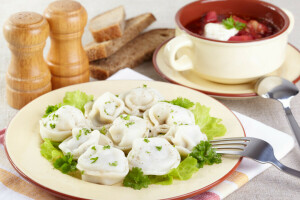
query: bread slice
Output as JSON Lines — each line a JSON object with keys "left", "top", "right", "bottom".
{"left": 90, "top": 29, "right": 175, "bottom": 80}
{"left": 85, "top": 13, "right": 156, "bottom": 62}
{"left": 89, "top": 6, "right": 126, "bottom": 42}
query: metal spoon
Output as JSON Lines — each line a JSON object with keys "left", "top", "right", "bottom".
{"left": 255, "top": 76, "right": 300, "bottom": 146}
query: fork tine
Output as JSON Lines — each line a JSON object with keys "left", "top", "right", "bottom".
{"left": 210, "top": 141, "right": 248, "bottom": 146}
{"left": 210, "top": 137, "right": 250, "bottom": 143}
{"left": 216, "top": 150, "right": 243, "bottom": 156}
{"left": 213, "top": 146, "right": 245, "bottom": 150}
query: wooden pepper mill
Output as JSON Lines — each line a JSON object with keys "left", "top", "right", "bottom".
{"left": 3, "top": 12, "right": 51, "bottom": 109}
{"left": 44, "top": 0, "right": 89, "bottom": 89}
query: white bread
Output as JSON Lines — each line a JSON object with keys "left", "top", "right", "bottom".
{"left": 89, "top": 6, "right": 126, "bottom": 42}
{"left": 85, "top": 13, "right": 156, "bottom": 61}
{"left": 90, "top": 29, "right": 175, "bottom": 80}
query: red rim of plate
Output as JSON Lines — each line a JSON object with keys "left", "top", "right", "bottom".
{"left": 153, "top": 38, "right": 300, "bottom": 98}
{"left": 3, "top": 82, "right": 246, "bottom": 200}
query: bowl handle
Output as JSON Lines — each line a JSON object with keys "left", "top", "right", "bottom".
{"left": 282, "top": 8, "right": 294, "bottom": 34}
{"left": 163, "top": 35, "right": 193, "bottom": 71}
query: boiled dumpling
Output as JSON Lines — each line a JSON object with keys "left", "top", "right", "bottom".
{"left": 59, "top": 128, "right": 113, "bottom": 159}
{"left": 39, "top": 105, "right": 87, "bottom": 142}
{"left": 166, "top": 104, "right": 195, "bottom": 126}
{"left": 127, "top": 138, "right": 180, "bottom": 175}
{"left": 77, "top": 145, "right": 129, "bottom": 185}
{"left": 108, "top": 114, "right": 148, "bottom": 151}
{"left": 86, "top": 92, "right": 125, "bottom": 127}
{"left": 164, "top": 125, "right": 207, "bottom": 156}
{"left": 120, "top": 86, "right": 164, "bottom": 116}
{"left": 144, "top": 102, "right": 195, "bottom": 137}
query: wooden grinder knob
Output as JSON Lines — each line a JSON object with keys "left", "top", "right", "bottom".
{"left": 3, "top": 12, "right": 51, "bottom": 109}
{"left": 44, "top": 0, "right": 89, "bottom": 89}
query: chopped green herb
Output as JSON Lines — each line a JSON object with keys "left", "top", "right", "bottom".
{"left": 143, "top": 84, "right": 147, "bottom": 88}
{"left": 53, "top": 153, "right": 77, "bottom": 174}
{"left": 109, "top": 161, "right": 118, "bottom": 166}
{"left": 91, "top": 146, "right": 96, "bottom": 151}
{"left": 104, "top": 109, "right": 109, "bottom": 115}
{"left": 123, "top": 167, "right": 150, "bottom": 190}
{"left": 115, "top": 94, "right": 119, "bottom": 97}
{"left": 82, "top": 128, "right": 91, "bottom": 135}
{"left": 76, "top": 132, "right": 81, "bottom": 140}
{"left": 81, "top": 170, "right": 85, "bottom": 175}
{"left": 144, "top": 138, "right": 150, "bottom": 143}
{"left": 222, "top": 16, "right": 246, "bottom": 30}
{"left": 43, "top": 104, "right": 61, "bottom": 118}
{"left": 90, "top": 157, "right": 98, "bottom": 164}
{"left": 173, "top": 122, "right": 177, "bottom": 125}
{"left": 120, "top": 114, "right": 130, "bottom": 120}
{"left": 125, "top": 121, "right": 135, "bottom": 128}
{"left": 105, "top": 101, "right": 112, "bottom": 104}
{"left": 50, "top": 123, "right": 56, "bottom": 129}
{"left": 156, "top": 146, "right": 162, "bottom": 151}
{"left": 189, "top": 141, "right": 222, "bottom": 168}
{"left": 103, "top": 145, "right": 110, "bottom": 150}
{"left": 146, "top": 151, "right": 151, "bottom": 154}
{"left": 52, "top": 114, "right": 59, "bottom": 120}
{"left": 100, "top": 126, "right": 107, "bottom": 135}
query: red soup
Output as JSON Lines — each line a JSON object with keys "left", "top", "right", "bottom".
{"left": 185, "top": 11, "right": 280, "bottom": 41}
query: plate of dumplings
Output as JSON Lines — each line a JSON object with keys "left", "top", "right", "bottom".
{"left": 4, "top": 80, "right": 245, "bottom": 200}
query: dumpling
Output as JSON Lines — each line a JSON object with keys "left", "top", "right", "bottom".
{"left": 77, "top": 145, "right": 129, "bottom": 185}
{"left": 59, "top": 128, "right": 113, "bottom": 159}
{"left": 86, "top": 92, "right": 125, "bottom": 127}
{"left": 164, "top": 125, "right": 207, "bottom": 156}
{"left": 39, "top": 105, "right": 87, "bottom": 142}
{"left": 127, "top": 138, "right": 180, "bottom": 175}
{"left": 108, "top": 114, "right": 148, "bottom": 151}
{"left": 120, "top": 86, "right": 164, "bottom": 116}
{"left": 143, "top": 102, "right": 195, "bottom": 137}
{"left": 166, "top": 104, "right": 195, "bottom": 126}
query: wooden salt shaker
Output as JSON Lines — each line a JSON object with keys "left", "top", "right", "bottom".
{"left": 3, "top": 12, "right": 51, "bottom": 109}
{"left": 44, "top": 0, "right": 89, "bottom": 89}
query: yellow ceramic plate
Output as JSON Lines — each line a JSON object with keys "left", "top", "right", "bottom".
{"left": 153, "top": 40, "right": 300, "bottom": 99}
{"left": 4, "top": 81, "right": 245, "bottom": 200}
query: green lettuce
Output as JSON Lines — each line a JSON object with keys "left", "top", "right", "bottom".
{"left": 40, "top": 139, "right": 78, "bottom": 174}
{"left": 189, "top": 141, "right": 222, "bottom": 168}
{"left": 168, "top": 156, "right": 199, "bottom": 180}
{"left": 164, "top": 97, "right": 195, "bottom": 109}
{"left": 148, "top": 156, "right": 199, "bottom": 185}
{"left": 42, "top": 91, "right": 94, "bottom": 117}
{"left": 40, "top": 138, "right": 63, "bottom": 162}
{"left": 63, "top": 90, "right": 94, "bottom": 113}
{"left": 191, "top": 103, "right": 226, "bottom": 140}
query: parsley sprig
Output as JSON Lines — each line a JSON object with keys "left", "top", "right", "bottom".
{"left": 222, "top": 16, "right": 246, "bottom": 31}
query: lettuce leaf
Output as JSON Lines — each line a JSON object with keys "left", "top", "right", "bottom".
{"left": 191, "top": 103, "right": 226, "bottom": 140}
{"left": 149, "top": 156, "right": 198, "bottom": 185}
{"left": 149, "top": 174, "right": 173, "bottom": 185}
{"left": 40, "top": 138, "right": 63, "bottom": 162}
{"left": 189, "top": 141, "right": 222, "bottom": 168}
{"left": 168, "top": 156, "right": 199, "bottom": 180}
{"left": 165, "top": 97, "right": 194, "bottom": 109}
{"left": 63, "top": 90, "right": 94, "bottom": 113}
{"left": 123, "top": 167, "right": 150, "bottom": 190}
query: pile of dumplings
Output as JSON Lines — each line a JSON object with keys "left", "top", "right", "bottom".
{"left": 39, "top": 86, "right": 207, "bottom": 186}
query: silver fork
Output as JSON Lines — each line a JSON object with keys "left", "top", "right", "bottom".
{"left": 210, "top": 137, "right": 300, "bottom": 178}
